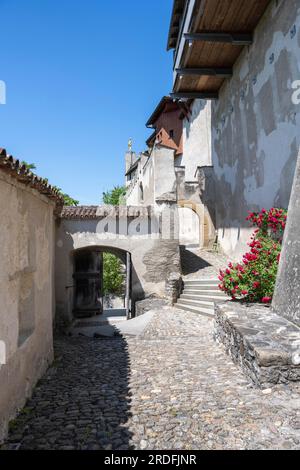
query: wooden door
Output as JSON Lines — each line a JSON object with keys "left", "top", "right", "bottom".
{"left": 125, "top": 252, "right": 132, "bottom": 319}
{"left": 73, "top": 250, "right": 103, "bottom": 318}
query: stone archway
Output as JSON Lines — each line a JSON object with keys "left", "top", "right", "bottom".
{"left": 178, "top": 200, "right": 212, "bottom": 248}
{"left": 178, "top": 206, "right": 200, "bottom": 246}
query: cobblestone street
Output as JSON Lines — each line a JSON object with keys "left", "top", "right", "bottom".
{"left": 2, "top": 308, "right": 300, "bottom": 450}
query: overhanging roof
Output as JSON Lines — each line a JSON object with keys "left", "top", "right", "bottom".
{"left": 167, "top": 0, "right": 186, "bottom": 51}
{"left": 146, "top": 96, "right": 179, "bottom": 128}
{"left": 168, "top": 0, "right": 272, "bottom": 98}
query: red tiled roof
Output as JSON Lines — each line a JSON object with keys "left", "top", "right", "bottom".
{"left": 60, "top": 205, "right": 151, "bottom": 220}
{"left": 0, "top": 148, "right": 64, "bottom": 207}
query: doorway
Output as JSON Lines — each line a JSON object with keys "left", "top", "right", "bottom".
{"left": 73, "top": 247, "right": 132, "bottom": 320}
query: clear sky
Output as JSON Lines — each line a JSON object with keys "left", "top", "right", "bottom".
{"left": 0, "top": 0, "right": 173, "bottom": 204}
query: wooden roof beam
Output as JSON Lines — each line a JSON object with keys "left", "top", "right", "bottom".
{"left": 176, "top": 67, "right": 232, "bottom": 78}
{"left": 184, "top": 32, "right": 253, "bottom": 45}
{"left": 170, "top": 92, "right": 218, "bottom": 100}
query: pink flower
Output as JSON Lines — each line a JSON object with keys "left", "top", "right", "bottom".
{"left": 241, "top": 290, "right": 248, "bottom": 295}
{"left": 262, "top": 297, "right": 272, "bottom": 304}
{"left": 253, "top": 281, "right": 260, "bottom": 289}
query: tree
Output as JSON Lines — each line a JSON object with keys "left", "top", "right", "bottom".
{"left": 102, "top": 186, "right": 126, "bottom": 206}
{"left": 103, "top": 253, "right": 125, "bottom": 296}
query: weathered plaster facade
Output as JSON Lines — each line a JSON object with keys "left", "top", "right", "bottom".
{"left": 126, "top": 145, "right": 177, "bottom": 207}
{"left": 176, "top": 100, "right": 212, "bottom": 181}
{"left": 211, "top": 0, "right": 300, "bottom": 258}
{"left": 0, "top": 170, "right": 56, "bottom": 442}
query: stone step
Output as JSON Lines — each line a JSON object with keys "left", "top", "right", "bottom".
{"left": 184, "top": 286, "right": 219, "bottom": 295}
{"left": 177, "top": 298, "right": 215, "bottom": 309}
{"left": 183, "top": 289, "right": 225, "bottom": 296}
{"left": 181, "top": 293, "right": 228, "bottom": 302}
{"left": 183, "top": 279, "right": 219, "bottom": 284}
{"left": 175, "top": 303, "right": 214, "bottom": 318}
{"left": 183, "top": 284, "right": 220, "bottom": 291}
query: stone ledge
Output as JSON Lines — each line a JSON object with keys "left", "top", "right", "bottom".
{"left": 214, "top": 302, "right": 300, "bottom": 389}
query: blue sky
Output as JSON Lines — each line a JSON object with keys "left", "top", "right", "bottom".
{"left": 0, "top": 0, "right": 173, "bottom": 204}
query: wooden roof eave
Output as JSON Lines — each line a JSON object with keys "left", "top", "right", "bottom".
{"left": 171, "top": 0, "right": 273, "bottom": 98}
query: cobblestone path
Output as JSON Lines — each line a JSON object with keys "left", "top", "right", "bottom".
{"left": 2, "top": 308, "right": 300, "bottom": 450}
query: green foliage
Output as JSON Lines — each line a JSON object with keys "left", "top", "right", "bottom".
{"left": 52, "top": 186, "right": 79, "bottom": 206}
{"left": 103, "top": 253, "right": 125, "bottom": 296}
{"left": 21, "top": 161, "right": 36, "bottom": 171}
{"left": 219, "top": 208, "right": 287, "bottom": 304}
{"left": 61, "top": 193, "right": 80, "bottom": 206}
{"left": 19, "top": 161, "right": 79, "bottom": 206}
{"left": 102, "top": 186, "right": 126, "bottom": 206}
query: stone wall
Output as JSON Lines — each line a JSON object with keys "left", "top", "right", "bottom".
{"left": 215, "top": 302, "right": 300, "bottom": 389}
{"left": 0, "top": 170, "right": 55, "bottom": 442}
{"left": 165, "top": 272, "right": 183, "bottom": 306}
{"left": 211, "top": 0, "right": 300, "bottom": 258}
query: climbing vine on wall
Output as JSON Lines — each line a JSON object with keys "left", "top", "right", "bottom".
{"left": 219, "top": 208, "right": 288, "bottom": 304}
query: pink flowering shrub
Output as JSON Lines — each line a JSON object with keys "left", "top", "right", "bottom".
{"left": 219, "top": 208, "right": 288, "bottom": 304}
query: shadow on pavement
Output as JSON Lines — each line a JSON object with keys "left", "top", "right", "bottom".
{"left": 180, "top": 246, "right": 212, "bottom": 276}
{"left": 2, "top": 329, "right": 133, "bottom": 450}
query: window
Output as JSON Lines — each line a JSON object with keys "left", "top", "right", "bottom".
{"left": 169, "top": 129, "right": 174, "bottom": 139}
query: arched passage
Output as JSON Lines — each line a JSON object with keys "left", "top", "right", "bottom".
{"left": 178, "top": 206, "right": 200, "bottom": 246}
{"left": 72, "top": 246, "right": 132, "bottom": 320}
{"left": 178, "top": 200, "right": 214, "bottom": 248}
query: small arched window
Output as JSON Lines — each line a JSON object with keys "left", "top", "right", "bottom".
{"left": 139, "top": 183, "right": 144, "bottom": 203}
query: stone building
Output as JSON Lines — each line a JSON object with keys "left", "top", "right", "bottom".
{"left": 125, "top": 96, "right": 215, "bottom": 248}
{"left": 167, "top": 0, "right": 300, "bottom": 259}
{"left": 0, "top": 149, "right": 63, "bottom": 442}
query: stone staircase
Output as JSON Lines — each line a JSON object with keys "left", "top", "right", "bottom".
{"left": 175, "top": 279, "right": 228, "bottom": 318}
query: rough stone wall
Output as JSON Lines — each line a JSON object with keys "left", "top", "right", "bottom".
{"left": 215, "top": 302, "right": 300, "bottom": 388}
{"left": 55, "top": 208, "right": 181, "bottom": 324}
{"left": 0, "top": 171, "right": 55, "bottom": 442}
{"left": 165, "top": 272, "right": 183, "bottom": 306}
{"left": 212, "top": 0, "right": 300, "bottom": 258}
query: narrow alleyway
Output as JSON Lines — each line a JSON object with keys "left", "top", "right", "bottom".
{"left": 2, "top": 308, "right": 300, "bottom": 450}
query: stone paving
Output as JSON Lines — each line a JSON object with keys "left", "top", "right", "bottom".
{"left": 2, "top": 307, "right": 300, "bottom": 450}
